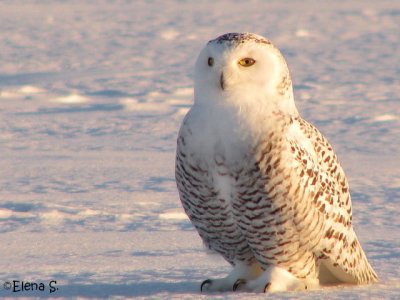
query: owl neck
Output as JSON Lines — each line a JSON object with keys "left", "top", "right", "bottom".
{"left": 194, "top": 85, "right": 298, "bottom": 121}
{"left": 191, "top": 90, "right": 298, "bottom": 151}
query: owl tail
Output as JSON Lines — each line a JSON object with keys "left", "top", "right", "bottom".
{"left": 320, "top": 231, "right": 378, "bottom": 285}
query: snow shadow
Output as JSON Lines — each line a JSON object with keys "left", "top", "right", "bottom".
{"left": 368, "top": 240, "right": 400, "bottom": 260}
{"left": 0, "top": 72, "right": 59, "bottom": 87}
{"left": 0, "top": 201, "right": 41, "bottom": 213}
{"left": 55, "top": 281, "right": 200, "bottom": 298}
{"left": 144, "top": 176, "right": 176, "bottom": 192}
{"left": 16, "top": 103, "right": 124, "bottom": 116}
{"left": 0, "top": 201, "right": 43, "bottom": 232}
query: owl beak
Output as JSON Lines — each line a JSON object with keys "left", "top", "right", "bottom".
{"left": 220, "top": 72, "right": 225, "bottom": 90}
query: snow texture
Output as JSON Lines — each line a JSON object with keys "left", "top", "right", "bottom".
{"left": 0, "top": 0, "right": 399, "bottom": 298}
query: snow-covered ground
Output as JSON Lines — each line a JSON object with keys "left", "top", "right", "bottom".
{"left": 0, "top": 0, "right": 399, "bottom": 298}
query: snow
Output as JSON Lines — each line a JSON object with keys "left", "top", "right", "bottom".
{"left": 0, "top": 0, "right": 399, "bottom": 298}
{"left": 53, "top": 94, "right": 90, "bottom": 104}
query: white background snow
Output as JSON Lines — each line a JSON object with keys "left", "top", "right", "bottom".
{"left": 0, "top": 0, "right": 399, "bottom": 298}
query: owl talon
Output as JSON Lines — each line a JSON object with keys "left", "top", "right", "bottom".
{"left": 200, "top": 279, "right": 212, "bottom": 292}
{"left": 263, "top": 282, "right": 271, "bottom": 293}
{"left": 233, "top": 278, "right": 246, "bottom": 291}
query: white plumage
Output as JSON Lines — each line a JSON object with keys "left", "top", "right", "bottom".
{"left": 175, "top": 32, "right": 377, "bottom": 293}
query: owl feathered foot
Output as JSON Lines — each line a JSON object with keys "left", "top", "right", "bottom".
{"left": 200, "top": 262, "right": 262, "bottom": 293}
{"left": 234, "top": 266, "right": 318, "bottom": 293}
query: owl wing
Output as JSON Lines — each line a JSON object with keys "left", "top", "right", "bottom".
{"left": 286, "top": 117, "right": 377, "bottom": 284}
{"left": 175, "top": 117, "right": 254, "bottom": 265}
{"left": 175, "top": 121, "right": 217, "bottom": 247}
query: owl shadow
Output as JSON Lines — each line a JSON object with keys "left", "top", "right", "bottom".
{"left": 54, "top": 281, "right": 199, "bottom": 298}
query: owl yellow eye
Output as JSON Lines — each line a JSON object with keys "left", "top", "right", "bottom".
{"left": 238, "top": 58, "right": 256, "bottom": 67}
{"left": 208, "top": 57, "right": 214, "bottom": 67}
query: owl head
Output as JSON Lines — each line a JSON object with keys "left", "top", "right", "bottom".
{"left": 194, "top": 33, "right": 298, "bottom": 116}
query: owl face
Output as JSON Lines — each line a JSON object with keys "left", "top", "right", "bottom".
{"left": 193, "top": 33, "right": 297, "bottom": 116}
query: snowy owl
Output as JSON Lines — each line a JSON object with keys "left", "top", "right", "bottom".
{"left": 175, "top": 32, "right": 377, "bottom": 293}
